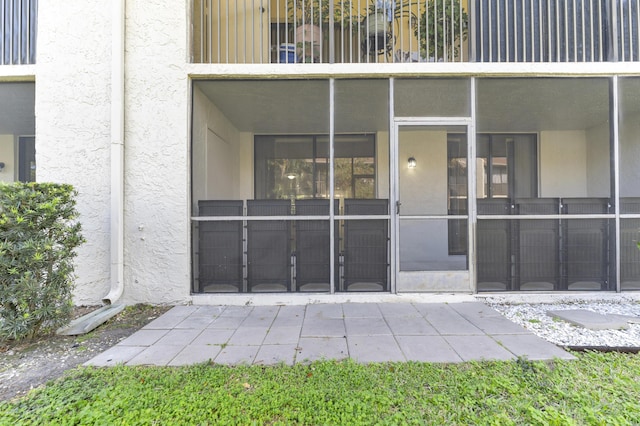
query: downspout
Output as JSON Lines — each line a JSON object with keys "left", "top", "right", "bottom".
{"left": 103, "top": 0, "right": 125, "bottom": 304}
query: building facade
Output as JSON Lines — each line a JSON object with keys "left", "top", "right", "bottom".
{"left": 1, "top": 0, "right": 639, "bottom": 305}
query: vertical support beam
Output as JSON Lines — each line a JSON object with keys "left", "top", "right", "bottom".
{"left": 389, "top": 77, "right": 396, "bottom": 293}
{"left": 468, "top": 77, "right": 477, "bottom": 293}
{"left": 329, "top": 78, "right": 336, "bottom": 293}
{"left": 611, "top": 76, "right": 621, "bottom": 292}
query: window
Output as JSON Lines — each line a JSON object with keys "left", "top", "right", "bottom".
{"left": 255, "top": 134, "right": 375, "bottom": 200}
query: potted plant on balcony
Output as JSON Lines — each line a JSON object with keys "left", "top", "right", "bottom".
{"left": 287, "top": 0, "right": 356, "bottom": 62}
{"left": 414, "top": 0, "right": 468, "bottom": 61}
{"left": 362, "top": 0, "right": 417, "bottom": 59}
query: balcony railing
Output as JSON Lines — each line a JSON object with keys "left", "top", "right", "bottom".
{"left": 192, "top": 0, "right": 640, "bottom": 64}
{"left": 1, "top": 0, "right": 37, "bottom": 65}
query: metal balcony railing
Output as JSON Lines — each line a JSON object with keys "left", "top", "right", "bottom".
{"left": 192, "top": 0, "right": 639, "bottom": 64}
{"left": 1, "top": 0, "right": 37, "bottom": 65}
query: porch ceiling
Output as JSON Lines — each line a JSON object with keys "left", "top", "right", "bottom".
{"left": 196, "top": 78, "right": 621, "bottom": 135}
{"left": 0, "top": 83, "right": 35, "bottom": 136}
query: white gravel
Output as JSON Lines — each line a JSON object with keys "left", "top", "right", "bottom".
{"left": 485, "top": 296, "right": 640, "bottom": 348}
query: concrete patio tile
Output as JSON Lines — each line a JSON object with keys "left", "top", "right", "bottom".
{"left": 386, "top": 316, "right": 439, "bottom": 336}
{"left": 295, "top": 337, "right": 348, "bottom": 363}
{"left": 272, "top": 314, "right": 304, "bottom": 328}
{"left": 143, "top": 314, "right": 190, "bottom": 329}
{"left": 276, "top": 305, "right": 306, "bottom": 319}
{"left": 174, "top": 315, "right": 216, "bottom": 329}
{"left": 127, "top": 345, "right": 184, "bottom": 366}
{"left": 343, "top": 303, "right": 383, "bottom": 318}
{"left": 192, "top": 305, "right": 226, "bottom": 317}
{"left": 345, "top": 317, "right": 391, "bottom": 336}
{"left": 214, "top": 345, "right": 260, "bottom": 365}
{"left": 84, "top": 346, "right": 146, "bottom": 366}
{"left": 348, "top": 335, "right": 405, "bottom": 363}
{"left": 417, "top": 304, "right": 483, "bottom": 335}
{"left": 118, "top": 329, "right": 169, "bottom": 346}
{"left": 396, "top": 336, "right": 464, "bottom": 363}
{"left": 191, "top": 328, "right": 235, "bottom": 346}
{"left": 162, "top": 306, "right": 199, "bottom": 317}
{"left": 241, "top": 312, "right": 277, "bottom": 328}
{"left": 301, "top": 318, "right": 346, "bottom": 337}
{"left": 228, "top": 327, "right": 269, "bottom": 345}
{"left": 306, "top": 304, "right": 343, "bottom": 319}
{"left": 208, "top": 315, "right": 247, "bottom": 329}
{"left": 467, "top": 315, "right": 531, "bottom": 335}
{"left": 218, "top": 306, "right": 254, "bottom": 317}
{"left": 154, "top": 329, "right": 202, "bottom": 346}
{"left": 449, "top": 302, "right": 503, "bottom": 318}
{"left": 548, "top": 309, "right": 630, "bottom": 330}
{"left": 492, "top": 334, "right": 576, "bottom": 361}
{"left": 263, "top": 325, "right": 302, "bottom": 345}
{"left": 444, "top": 335, "right": 515, "bottom": 362}
{"left": 168, "top": 344, "right": 221, "bottom": 366}
{"left": 377, "top": 303, "right": 421, "bottom": 318}
{"left": 254, "top": 344, "right": 298, "bottom": 366}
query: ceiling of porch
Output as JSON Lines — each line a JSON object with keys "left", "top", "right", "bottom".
{"left": 195, "top": 77, "right": 638, "bottom": 136}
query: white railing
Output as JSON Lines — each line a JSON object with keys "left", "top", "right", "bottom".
{"left": 1, "top": 0, "right": 37, "bottom": 65}
{"left": 191, "top": 0, "right": 640, "bottom": 64}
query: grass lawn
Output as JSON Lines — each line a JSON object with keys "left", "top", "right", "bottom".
{"left": 1, "top": 352, "right": 639, "bottom": 425}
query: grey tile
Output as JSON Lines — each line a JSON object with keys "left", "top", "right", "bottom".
{"left": 241, "top": 313, "right": 276, "bottom": 328}
{"left": 254, "top": 344, "right": 297, "bottom": 366}
{"left": 492, "top": 334, "right": 576, "bottom": 361}
{"left": 396, "top": 336, "right": 463, "bottom": 363}
{"left": 348, "top": 335, "right": 405, "bottom": 363}
{"left": 174, "top": 315, "right": 216, "bottom": 329}
{"left": 142, "top": 314, "right": 189, "bottom": 329}
{"left": 378, "top": 303, "right": 421, "bottom": 318}
{"left": 343, "top": 303, "right": 383, "bottom": 318}
{"left": 295, "top": 337, "right": 348, "bottom": 363}
{"left": 264, "top": 325, "right": 302, "bottom": 345}
{"left": 386, "top": 316, "right": 438, "bottom": 336}
{"left": 467, "top": 316, "right": 531, "bottom": 335}
{"left": 127, "top": 345, "right": 184, "bottom": 366}
{"left": 306, "top": 304, "right": 343, "bottom": 319}
{"left": 214, "top": 345, "right": 259, "bottom": 365}
{"left": 417, "top": 304, "right": 483, "bottom": 335}
{"left": 191, "top": 328, "right": 235, "bottom": 346}
{"left": 276, "top": 305, "right": 306, "bottom": 318}
{"left": 228, "top": 327, "right": 269, "bottom": 345}
{"left": 155, "top": 329, "right": 202, "bottom": 346}
{"left": 162, "top": 306, "right": 199, "bottom": 317}
{"left": 193, "top": 305, "right": 226, "bottom": 317}
{"left": 301, "top": 318, "right": 346, "bottom": 337}
{"left": 345, "top": 317, "right": 391, "bottom": 336}
{"left": 84, "top": 346, "right": 146, "bottom": 366}
{"left": 219, "top": 306, "right": 254, "bottom": 317}
{"left": 118, "top": 329, "right": 169, "bottom": 346}
{"left": 208, "top": 315, "right": 247, "bottom": 329}
{"left": 449, "top": 302, "right": 503, "bottom": 319}
{"left": 444, "top": 335, "right": 515, "bottom": 362}
{"left": 168, "top": 344, "right": 221, "bottom": 366}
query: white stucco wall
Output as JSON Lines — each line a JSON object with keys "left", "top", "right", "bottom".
{"left": 36, "top": 1, "right": 113, "bottom": 305}
{"left": 540, "top": 130, "right": 588, "bottom": 197}
{"left": 36, "top": 1, "right": 191, "bottom": 305}
{"left": 0, "top": 135, "right": 15, "bottom": 182}
{"left": 585, "top": 121, "right": 611, "bottom": 197}
{"left": 620, "top": 112, "right": 640, "bottom": 197}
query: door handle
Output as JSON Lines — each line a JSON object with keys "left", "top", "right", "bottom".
{"left": 396, "top": 201, "right": 402, "bottom": 214}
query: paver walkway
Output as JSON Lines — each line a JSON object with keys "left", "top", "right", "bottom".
{"left": 86, "top": 302, "right": 574, "bottom": 367}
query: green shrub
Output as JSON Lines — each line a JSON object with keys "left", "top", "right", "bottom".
{"left": 0, "top": 182, "right": 84, "bottom": 342}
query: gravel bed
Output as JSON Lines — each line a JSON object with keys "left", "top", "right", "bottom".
{"left": 485, "top": 296, "right": 640, "bottom": 348}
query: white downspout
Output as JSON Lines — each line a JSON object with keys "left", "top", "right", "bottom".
{"left": 104, "top": 0, "right": 125, "bottom": 304}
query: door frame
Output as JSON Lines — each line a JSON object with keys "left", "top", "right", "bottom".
{"left": 390, "top": 117, "right": 477, "bottom": 292}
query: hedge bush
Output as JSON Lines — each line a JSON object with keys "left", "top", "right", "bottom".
{"left": 0, "top": 182, "right": 84, "bottom": 342}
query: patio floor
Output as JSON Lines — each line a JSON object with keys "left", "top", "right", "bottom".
{"left": 85, "top": 302, "right": 575, "bottom": 367}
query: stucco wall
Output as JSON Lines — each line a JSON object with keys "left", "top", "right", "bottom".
{"left": 36, "top": 0, "right": 113, "bottom": 305}
{"left": 36, "top": 0, "right": 191, "bottom": 305}
{"left": 585, "top": 121, "right": 611, "bottom": 197}
{"left": 0, "top": 135, "right": 15, "bottom": 182}
{"left": 620, "top": 112, "right": 640, "bottom": 197}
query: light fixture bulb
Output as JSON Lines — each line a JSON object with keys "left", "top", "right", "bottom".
{"left": 286, "top": 173, "right": 296, "bottom": 180}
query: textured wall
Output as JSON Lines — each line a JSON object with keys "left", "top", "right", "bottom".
{"left": 36, "top": 0, "right": 113, "bottom": 305}
{"left": 36, "top": 1, "right": 192, "bottom": 305}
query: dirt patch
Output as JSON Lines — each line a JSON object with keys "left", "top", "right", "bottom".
{"left": 0, "top": 304, "right": 171, "bottom": 402}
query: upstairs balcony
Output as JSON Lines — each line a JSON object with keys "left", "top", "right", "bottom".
{"left": 192, "top": 0, "right": 640, "bottom": 64}
{"left": 1, "top": 0, "right": 37, "bottom": 65}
